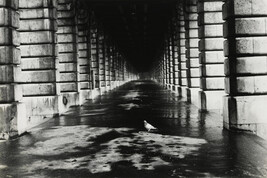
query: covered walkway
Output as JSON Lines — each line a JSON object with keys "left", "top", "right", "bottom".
{"left": 1, "top": 81, "right": 267, "bottom": 177}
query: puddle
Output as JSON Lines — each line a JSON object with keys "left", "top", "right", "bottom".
{"left": 20, "top": 126, "right": 207, "bottom": 174}
{"left": 118, "top": 103, "right": 140, "bottom": 110}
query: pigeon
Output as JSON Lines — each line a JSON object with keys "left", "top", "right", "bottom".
{"left": 144, "top": 120, "right": 157, "bottom": 132}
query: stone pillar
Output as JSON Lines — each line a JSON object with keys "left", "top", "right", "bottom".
{"left": 163, "top": 54, "right": 167, "bottom": 86}
{"left": 104, "top": 40, "right": 111, "bottom": 91}
{"left": 110, "top": 46, "right": 115, "bottom": 89}
{"left": 198, "top": 0, "right": 225, "bottom": 111}
{"left": 0, "top": 0, "right": 26, "bottom": 139}
{"left": 98, "top": 32, "right": 106, "bottom": 94}
{"left": 77, "top": 8, "right": 91, "bottom": 103}
{"left": 172, "top": 12, "right": 181, "bottom": 95}
{"left": 113, "top": 49, "right": 119, "bottom": 87}
{"left": 185, "top": 0, "right": 200, "bottom": 105}
{"left": 57, "top": 0, "right": 80, "bottom": 111}
{"left": 223, "top": 0, "right": 267, "bottom": 139}
{"left": 179, "top": 1, "right": 187, "bottom": 98}
{"left": 168, "top": 33, "right": 174, "bottom": 91}
{"left": 164, "top": 42, "right": 170, "bottom": 89}
{"left": 19, "top": 0, "right": 59, "bottom": 128}
{"left": 89, "top": 14, "right": 100, "bottom": 98}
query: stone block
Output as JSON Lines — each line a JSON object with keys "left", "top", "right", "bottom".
{"left": 0, "top": 27, "right": 20, "bottom": 46}
{"left": 21, "top": 57, "right": 55, "bottom": 70}
{"left": 190, "top": 78, "right": 200, "bottom": 87}
{"left": 19, "top": 0, "right": 57, "bottom": 8}
{"left": 201, "top": 64, "right": 224, "bottom": 77}
{"left": 236, "top": 56, "right": 267, "bottom": 74}
{"left": 0, "top": 8, "right": 19, "bottom": 28}
{"left": 57, "top": 19, "right": 74, "bottom": 26}
{"left": 199, "top": 38, "right": 224, "bottom": 51}
{"left": 80, "top": 74, "right": 89, "bottom": 81}
{"left": 20, "top": 19, "right": 56, "bottom": 31}
{"left": 199, "top": 90, "right": 225, "bottom": 110}
{"left": 20, "top": 8, "right": 56, "bottom": 19}
{"left": 198, "top": 1, "right": 223, "bottom": 12}
{"left": 236, "top": 76, "right": 267, "bottom": 93}
{"left": 60, "top": 82, "right": 77, "bottom": 92}
{"left": 0, "top": 46, "right": 20, "bottom": 64}
{"left": 0, "top": 65, "right": 20, "bottom": 82}
{"left": 185, "top": 38, "right": 199, "bottom": 48}
{"left": 58, "top": 34, "right": 74, "bottom": 43}
{"left": 20, "top": 44, "right": 56, "bottom": 57}
{"left": 234, "top": 0, "right": 267, "bottom": 16}
{"left": 20, "top": 31, "right": 55, "bottom": 44}
{"left": 201, "top": 77, "right": 224, "bottom": 89}
{"left": 190, "top": 68, "right": 200, "bottom": 77}
{"left": 22, "top": 83, "right": 56, "bottom": 96}
{"left": 79, "top": 51, "right": 87, "bottom": 58}
{"left": 59, "top": 63, "right": 76, "bottom": 72}
{"left": 236, "top": 37, "right": 267, "bottom": 54}
{"left": 0, "top": 0, "right": 19, "bottom": 9}
{"left": 235, "top": 17, "right": 267, "bottom": 35}
{"left": 60, "top": 72, "right": 77, "bottom": 82}
{"left": 58, "top": 43, "right": 75, "bottom": 53}
{"left": 58, "top": 53, "right": 75, "bottom": 62}
{"left": 199, "top": 24, "right": 223, "bottom": 38}
{"left": 79, "top": 58, "right": 89, "bottom": 65}
{"left": 199, "top": 12, "right": 223, "bottom": 24}
{"left": 199, "top": 50, "right": 224, "bottom": 64}
{"left": 0, "top": 84, "right": 22, "bottom": 102}
{"left": 22, "top": 95, "right": 59, "bottom": 120}
{"left": 20, "top": 70, "right": 56, "bottom": 83}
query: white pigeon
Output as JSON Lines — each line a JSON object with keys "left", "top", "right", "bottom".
{"left": 144, "top": 120, "right": 157, "bottom": 132}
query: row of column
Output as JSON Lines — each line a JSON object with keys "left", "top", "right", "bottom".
{"left": 0, "top": 0, "right": 138, "bottom": 139}
{"left": 152, "top": 0, "right": 267, "bottom": 139}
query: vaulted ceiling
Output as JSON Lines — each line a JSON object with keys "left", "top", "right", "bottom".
{"left": 81, "top": 0, "right": 177, "bottom": 72}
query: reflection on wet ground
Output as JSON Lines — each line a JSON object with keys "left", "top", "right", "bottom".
{"left": 1, "top": 80, "right": 267, "bottom": 177}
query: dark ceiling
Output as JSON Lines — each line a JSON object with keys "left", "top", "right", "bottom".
{"left": 81, "top": 0, "right": 177, "bottom": 72}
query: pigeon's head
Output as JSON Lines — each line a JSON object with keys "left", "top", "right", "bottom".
{"left": 144, "top": 120, "right": 147, "bottom": 124}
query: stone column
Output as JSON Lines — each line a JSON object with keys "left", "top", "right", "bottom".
{"left": 185, "top": 0, "right": 200, "bottom": 105}
{"left": 179, "top": 1, "right": 187, "bottom": 98}
{"left": 89, "top": 14, "right": 100, "bottom": 98}
{"left": 109, "top": 46, "right": 115, "bottom": 89}
{"left": 198, "top": 0, "right": 225, "bottom": 111}
{"left": 172, "top": 12, "right": 181, "bottom": 95}
{"left": 77, "top": 8, "right": 91, "bottom": 103}
{"left": 98, "top": 31, "right": 106, "bottom": 94}
{"left": 168, "top": 33, "right": 174, "bottom": 91}
{"left": 57, "top": 0, "right": 80, "bottom": 110}
{"left": 0, "top": 0, "right": 26, "bottom": 139}
{"left": 223, "top": 0, "right": 267, "bottom": 139}
{"left": 19, "top": 0, "right": 59, "bottom": 128}
{"left": 164, "top": 42, "right": 170, "bottom": 89}
{"left": 104, "top": 40, "right": 111, "bottom": 91}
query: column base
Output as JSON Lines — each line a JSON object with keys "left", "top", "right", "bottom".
{"left": 79, "top": 89, "right": 91, "bottom": 104}
{"left": 181, "top": 86, "right": 187, "bottom": 98}
{"left": 223, "top": 95, "right": 267, "bottom": 140}
{"left": 0, "top": 102, "right": 26, "bottom": 139}
{"left": 187, "top": 88, "right": 199, "bottom": 107}
{"left": 198, "top": 90, "right": 225, "bottom": 112}
{"left": 59, "top": 92, "right": 80, "bottom": 113}
{"left": 90, "top": 88, "right": 101, "bottom": 99}
{"left": 22, "top": 95, "right": 60, "bottom": 132}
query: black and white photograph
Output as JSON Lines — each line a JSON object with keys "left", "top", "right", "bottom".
{"left": 0, "top": 0, "right": 267, "bottom": 177}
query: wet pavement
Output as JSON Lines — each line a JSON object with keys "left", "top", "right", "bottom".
{"left": 1, "top": 80, "right": 267, "bottom": 178}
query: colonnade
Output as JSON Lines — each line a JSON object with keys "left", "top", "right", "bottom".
{"left": 152, "top": 0, "right": 267, "bottom": 139}
{"left": 0, "top": 0, "right": 138, "bottom": 139}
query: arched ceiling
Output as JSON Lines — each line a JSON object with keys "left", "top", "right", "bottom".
{"left": 81, "top": 0, "right": 177, "bottom": 72}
